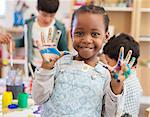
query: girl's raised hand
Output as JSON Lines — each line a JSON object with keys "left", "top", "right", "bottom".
{"left": 36, "top": 29, "right": 69, "bottom": 69}
{"left": 36, "top": 30, "right": 63, "bottom": 69}
{"left": 104, "top": 47, "right": 136, "bottom": 82}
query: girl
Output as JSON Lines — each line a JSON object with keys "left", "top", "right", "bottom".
{"left": 32, "top": 5, "right": 134, "bottom": 117}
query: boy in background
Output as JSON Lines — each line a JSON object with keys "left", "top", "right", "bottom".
{"left": 21, "top": 0, "right": 68, "bottom": 71}
{"left": 103, "top": 33, "right": 143, "bottom": 117}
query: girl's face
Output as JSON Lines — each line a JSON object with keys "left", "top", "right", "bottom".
{"left": 72, "top": 12, "right": 109, "bottom": 61}
{"left": 38, "top": 10, "right": 55, "bottom": 27}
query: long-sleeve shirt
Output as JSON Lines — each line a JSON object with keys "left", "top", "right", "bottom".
{"left": 122, "top": 70, "right": 143, "bottom": 117}
{"left": 32, "top": 54, "right": 125, "bottom": 117}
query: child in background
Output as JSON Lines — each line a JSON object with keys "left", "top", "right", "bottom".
{"left": 32, "top": 5, "right": 134, "bottom": 117}
{"left": 103, "top": 33, "right": 143, "bottom": 117}
{"left": 20, "top": 0, "right": 68, "bottom": 71}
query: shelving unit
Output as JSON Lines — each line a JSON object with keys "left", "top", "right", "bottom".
{"left": 107, "top": 10, "right": 133, "bottom": 35}
{"left": 104, "top": 7, "right": 133, "bottom": 11}
{"left": 137, "top": 0, "right": 150, "bottom": 96}
{"left": 139, "top": 36, "right": 150, "bottom": 42}
{"left": 73, "top": 5, "right": 133, "bottom": 11}
{"left": 8, "top": 59, "right": 26, "bottom": 64}
{"left": 99, "top": 0, "right": 150, "bottom": 96}
{"left": 71, "top": 0, "right": 150, "bottom": 96}
{"left": 1, "top": 25, "right": 28, "bottom": 79}
{"left": 140, "top": 8, "right": 150, "bottom": 12}
{"left": 70, "top": 0, "right": 136, "bottom": 50}
{"left": 78, "top": 1, "right": 135, "bottom": 35}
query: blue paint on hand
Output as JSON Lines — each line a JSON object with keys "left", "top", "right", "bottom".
{"left": 40, "top": 48, "right": 61, "bottom": 56}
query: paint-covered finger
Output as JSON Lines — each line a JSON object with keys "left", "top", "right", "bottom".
{"left": 43, "top": 43, "right": 56, "bottom": 47}
{"left": 116, "top": 47, "right": 124, "bottom": 68}
{"left": 124, "top": 50, "right": 132, "bottom": 64}
{"left": 48, "top": 28, "right": 52, "bottom": 40}
{"left": 119, "top": 47, "right": 124, "bottom": 60}
{"left": 129, "top": 57, "right": 136, "bottom": 68}
{"left": 41, "top": 32, "right": 45, "bottom": 44}
{"left": 47, "top": 39, "right": 52, "bottom": 44}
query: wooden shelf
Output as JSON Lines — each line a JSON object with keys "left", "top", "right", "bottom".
{"left": 140, "top": 96, "right": 150, "bottom": 104}
{"left": 8, "top": 59, "right": 26, "bottom": 64}
{"left": 104, "top": 7, "right": 133, "bottom": 12}
{"left": 73, "top": 6, "right": 133, "bottom": 12}
{"left": 139, "top": 36, "right": 150, "bottom": 42}
{"left": 140, "top": 8, "right": 150, "bottom": 12}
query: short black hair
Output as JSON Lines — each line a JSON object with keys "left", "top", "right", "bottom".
{"left": 103, "top": 33, "right": 140, "bottom": 66}
{"left": 37, "top": 0, "right": 59, "bottom": 13}
{"left": 71, "top": 5, "right": 109, "bottom": 37}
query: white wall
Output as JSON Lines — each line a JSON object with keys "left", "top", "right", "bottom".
{"left": 0, "top": 0, "right": 72, "bottom": 28}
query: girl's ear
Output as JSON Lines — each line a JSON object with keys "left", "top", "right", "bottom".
{"left": 104, "top": 31, "right": 110, "bottom": 43}
{"left": 106, "top": 31, "right": 110, "bottom": 40}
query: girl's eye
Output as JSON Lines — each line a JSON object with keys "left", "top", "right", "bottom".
{"left": 74, "top": 31, "right": 84, "bottom": 37}
{"left": 91, "top": 32, "right": 100, "bottom": 38}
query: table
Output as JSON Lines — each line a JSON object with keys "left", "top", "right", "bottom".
{"left": 0, "top": 99, "right": 41, "bottom": 117}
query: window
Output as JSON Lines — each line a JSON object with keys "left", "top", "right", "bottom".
{"left": 0, "top": 0, "right": 6, "bottom": 16}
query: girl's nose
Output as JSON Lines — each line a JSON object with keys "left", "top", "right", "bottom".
{"left": 83, "top": 34, "right": 93, "bottom": 44}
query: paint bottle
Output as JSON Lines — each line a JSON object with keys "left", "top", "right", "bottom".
{"left": 2, "top": 91, "right": 13, "bottom": 108}
{"left": 18, "top": 93, "right": 28, "bottom": 108}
